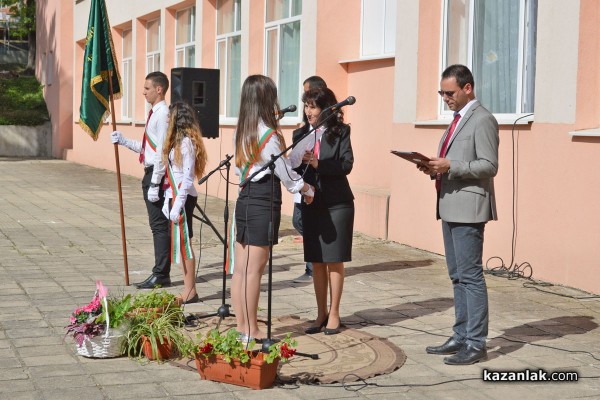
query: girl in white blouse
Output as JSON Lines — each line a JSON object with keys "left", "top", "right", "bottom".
{"left": 162, "top": 102, "right": 208, "bottom": 304}
{"left": 232, "top": 75, "right": 313, "bottom": 343}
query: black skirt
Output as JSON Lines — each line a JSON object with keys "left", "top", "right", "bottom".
{"left": 235, "top": 174, "right": 282, "bottom": 246}
{"left": 302, "top": 201, "right": 354, "bottom": 263}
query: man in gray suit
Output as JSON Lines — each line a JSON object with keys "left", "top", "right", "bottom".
{"left": 419, "top": 64, "right": 499, "bottom": 365}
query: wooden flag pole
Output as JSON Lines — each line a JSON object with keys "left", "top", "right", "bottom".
{"left": 107, "top": 70, "right": 130, "bottom": 286}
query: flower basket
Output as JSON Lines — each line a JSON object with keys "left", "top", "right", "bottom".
{"left": 76, "top": 325, "right": 125, "bottom": 358}
{"left": 75, "top": 296, "right": 125, "bottom": 358}
{"left": 194, "top": 351, "right": 279, "bottom": 390}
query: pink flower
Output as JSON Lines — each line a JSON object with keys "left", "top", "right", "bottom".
{"left": 96, "top": 281, "right": 108, "bottom": 299}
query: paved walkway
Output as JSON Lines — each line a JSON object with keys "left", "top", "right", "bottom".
{"left": 1, "top": 158, "right": 599, "bottom": 399}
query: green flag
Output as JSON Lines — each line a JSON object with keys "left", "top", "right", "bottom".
{"left": 79, "top": 0, "right": 122, "bottom": 141}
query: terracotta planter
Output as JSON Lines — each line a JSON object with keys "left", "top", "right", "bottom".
{"left": 194, "top": 351, "right": 279, "bottom": 390}
{"left": 141, "top": 335, "right": 173, "bottom": 361}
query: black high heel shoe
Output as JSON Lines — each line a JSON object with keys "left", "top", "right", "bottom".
{"left": 324, "top": 321, "right": 342, "bottom": 335}
{"left": 305, "top": 316, "right": 329, "bottom": 334}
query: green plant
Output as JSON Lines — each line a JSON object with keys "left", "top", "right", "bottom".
{"left": 0, "top": 73, "right": 49, "bottom": 126}
{"left": 186, "top": 329, "right": 297, "bottom": 364}
{"left": 264, "top": 333, "right": 297, "bottom": 364}
{"left": 96, "top": 293, "right": 132, "bottom": 328}
{"left": 131, "top": 289, "right": 177, "bottom": 309}
{"left": 125, "top": 306, "right": 186, "bottom": 361}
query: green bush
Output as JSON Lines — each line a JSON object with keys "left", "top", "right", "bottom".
{"left": 0, "top": 67, "right": 50, "bottom": 126}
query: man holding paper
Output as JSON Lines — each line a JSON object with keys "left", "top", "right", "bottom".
{"left": 418, "top": 64, "right": 499, "bottom": 365}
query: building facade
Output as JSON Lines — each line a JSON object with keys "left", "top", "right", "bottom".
{"left": 37, "top": 0, "right": 600, "bottom": 294}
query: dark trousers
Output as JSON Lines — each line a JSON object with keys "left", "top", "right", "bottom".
{"left": 292, "top": 202, "right": 313, "bottom": 275}
{"left": 142, "top": 169, "right": 171, "bottom": 278}
{"left": 442, "top": 220, "right": 488, "bottom": 349}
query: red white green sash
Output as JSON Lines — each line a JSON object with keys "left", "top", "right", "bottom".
{"left": 144, "top": 131, "right": 157, "bottom": 152}
{"left": 166, "top": 161, "right": 192, "bottom": 264}
{"left": 225, "top": 128, "right": 275, "bottom": 274}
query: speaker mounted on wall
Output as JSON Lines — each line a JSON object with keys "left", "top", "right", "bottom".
{"left": 170, "top": 68, "right": 220, "bottom": 139}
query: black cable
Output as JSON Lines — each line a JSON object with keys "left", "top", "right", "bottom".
{"left": 485, "top": 113, "right": 533, "bottom": 280}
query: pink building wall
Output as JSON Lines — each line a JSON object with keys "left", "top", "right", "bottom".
{"left": 38, "top": 0, "right": 600, "bottom": 294}
{"left": 36, "top": 0, "right": 73, "bottom": 158}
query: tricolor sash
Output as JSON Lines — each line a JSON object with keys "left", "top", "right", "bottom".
{"left": 166, "top": 161, "right": 193, "bottom": 264}
{"left": 226, "top": 128, "right": 276, "bottom": 273}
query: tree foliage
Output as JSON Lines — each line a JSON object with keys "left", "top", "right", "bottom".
{"left": 3, "top": 0, "right": 36, "bottom": 73}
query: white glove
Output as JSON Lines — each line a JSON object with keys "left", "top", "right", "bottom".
{"left": 302, "top": 185, "right": 314, "bottom": 205}
{"left": 302, "top": 185, "right": 315, "bottom": 198}
{"left": 111, "top": 130, "right": 123, "bottom": 144}
{"left": 111, "top": 130, "right": 141, "bottom": 152}
{"left": 169, "top": 207, "right": 182, "bottom": 223}
{"left": 147, "top": 186, "right": 160, "bottom": 202}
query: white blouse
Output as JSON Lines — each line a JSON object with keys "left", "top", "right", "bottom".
{"left": 164, "top": 137, "right": 197, "bottom": 215}
{"left": 234, "top": 121, "right": 304, "bottom": 194}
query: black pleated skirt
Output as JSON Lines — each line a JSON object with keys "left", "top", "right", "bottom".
{"left": 235, "top": 174, "right": 282, "bottom": 246}
{"left": 302, "top": 201, "right": 354, "bottom": 263}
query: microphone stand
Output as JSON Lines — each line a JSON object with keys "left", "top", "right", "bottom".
{"left": 188, "top": 154, "right": 234, "bottom": 324}
{"left": 239, "top": 111, "right": 338, "bottom": 355}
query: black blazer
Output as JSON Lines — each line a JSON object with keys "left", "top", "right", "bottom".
{"left": 292, "top": 124, "right": 354, "bottom": 208}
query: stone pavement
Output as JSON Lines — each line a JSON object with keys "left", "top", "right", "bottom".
{"left": 1, "top": 158, "right": 600, "bottom": 400}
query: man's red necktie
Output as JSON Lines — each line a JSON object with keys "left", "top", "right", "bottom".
{"left": 436, "top": 113, "right": 461, "bottom": 192}
{"left": 139, "top": 109, "right": 153, "bottom": 164}
{"left": 313, "top": 137, "right": 321, "bottom": 159}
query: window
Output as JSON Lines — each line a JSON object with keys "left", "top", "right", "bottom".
{"left": 442, "top": 0, "right": 537, "bottom": 115}
{"left": 264, "top": 0, "right": 302, "bottom": 118}
{"left": 46, "top": 51, "right": 54, "bottom": 86}
{"left": 41, "top": 52, "right": 47, "bottom": 85}
{"left": 176, "top": 6, "right": 195, "bottom": 67}
{"left": 146, "top": 18, "right": 161, "bottom": 73}
{"left": 361, "top": 0, "right": 397, "bottom": 58}
{"left": 121, "top": 29, "right": 133, "bottom": 119}
{"left": 216, "top": 0, "right": 241, "bottom": 118}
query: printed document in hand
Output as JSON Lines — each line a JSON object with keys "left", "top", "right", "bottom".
{"left": 289, "top": 126, "right": 325, "bottom": 168}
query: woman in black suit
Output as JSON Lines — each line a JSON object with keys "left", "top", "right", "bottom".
{"left": 297, "top": 87, "right": 354, "bottom": 335}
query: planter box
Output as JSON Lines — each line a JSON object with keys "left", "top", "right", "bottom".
{"left": 195, "top": 352, "right": 279, "bottom": 390}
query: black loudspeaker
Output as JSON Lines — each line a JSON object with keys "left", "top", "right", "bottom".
{"left": 170, "top": 68, "right": 220, "bottom": 139}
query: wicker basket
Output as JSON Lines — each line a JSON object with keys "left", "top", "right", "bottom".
{"left": 75, "top": 296, "right": 126, "bottom": 358}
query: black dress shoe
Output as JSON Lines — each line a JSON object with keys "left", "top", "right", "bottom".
{"left": 426, "top": 337, "right": 465, "bottom": 355}
{"left": 305, "top": 316, "right": 328, "bottom": 334}
{"left": 444, "top": 344, "right": 487, "bottom": 365}
{"left": 134, "top": 274, "right": 171, "bottom": 289}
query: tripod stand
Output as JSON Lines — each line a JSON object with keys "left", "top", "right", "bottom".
{"left": 187, "top": 154, "right": 234, "bottom": 324}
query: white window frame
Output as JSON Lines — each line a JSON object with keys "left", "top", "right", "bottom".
{"left": 121, "top": 29, "right": 133, "bottom": 120}
{"left": 146, "top": 18, "right": 161, "bottom": 74}
{"left": 175, "top": 6, "right": 196, "bottom": 68}
{"left": 439, "top": 0, "right": 536, "bottom": 118}
{"left": 264, "top": 0, "right": 302, "bottom": 122}
{"left": 360, "top": 0, "right": 397, "bottom": 59}
{"left": 216, "top": 0, "right": 241, "bottom": 120}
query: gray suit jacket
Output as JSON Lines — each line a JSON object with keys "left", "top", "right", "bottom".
{"left": 437, "top": 100, "right": 499, "bottom": 223}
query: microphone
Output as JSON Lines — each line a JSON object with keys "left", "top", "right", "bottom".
{"left": 325, "top": 96, "right": 356, "bottom": 112}
{"left": 276, "top": 104, "right": 297, "bottom": 118}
